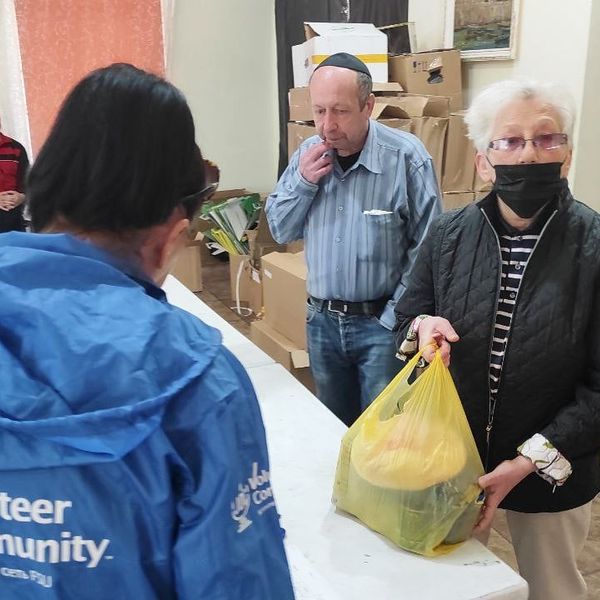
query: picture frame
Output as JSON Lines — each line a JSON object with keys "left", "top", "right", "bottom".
{"left": 444, "top": 0, "right": 520, "bottom": 61}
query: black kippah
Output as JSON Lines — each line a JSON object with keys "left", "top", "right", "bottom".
{"left": 313, "top": 52, "right": 371, "bottom": 78}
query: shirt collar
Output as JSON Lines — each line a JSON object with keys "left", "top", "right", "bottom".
{"left": 343, "top": 121, "right": 382, "bottom": 175}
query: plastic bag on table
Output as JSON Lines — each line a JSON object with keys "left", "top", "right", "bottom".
{"left": 332, "top": 348, "right": 484, "bottom": 556}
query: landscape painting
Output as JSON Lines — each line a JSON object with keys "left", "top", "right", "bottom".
{"left": 444, "top": 0, "right": 519, "bottom": 60}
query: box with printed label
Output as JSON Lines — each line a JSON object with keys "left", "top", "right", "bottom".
{"left": 388, "top": 49, "right": 462, "bottom": 112}
{"left": 261, "top": 251, "right": 308, "bottom": 350}
{"left": 228, "top": 254, "right": 263, "bottom": 317}
{"left": 292, "top": 22, "right": 388, "bottom": 88}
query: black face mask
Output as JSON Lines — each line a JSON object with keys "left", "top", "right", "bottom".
{"left": 492, "top": 162, "right": 565, "bottom": 219}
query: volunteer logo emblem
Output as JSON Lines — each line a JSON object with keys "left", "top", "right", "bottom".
{"left": 230, "top": 462, "right": 275, "bottom": 533}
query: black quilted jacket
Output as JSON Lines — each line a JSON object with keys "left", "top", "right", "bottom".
{"left": 395, "top": 188, "right": 600, "bottom": 512}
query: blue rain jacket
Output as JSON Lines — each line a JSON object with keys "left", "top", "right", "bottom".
{"left": 0, "top": 232, "right": 295, "bottom": 599}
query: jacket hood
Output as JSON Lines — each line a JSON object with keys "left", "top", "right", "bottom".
{"left": 0, "top": 232, "right": 221, "bottom": 470}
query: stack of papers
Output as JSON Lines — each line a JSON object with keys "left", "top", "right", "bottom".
{"left": 200, "top": 193, "right": 261, "bottom": 255}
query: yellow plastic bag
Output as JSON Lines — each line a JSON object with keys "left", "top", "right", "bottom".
{"left": 332, "top": 348, "right": 484, "bottom": 556}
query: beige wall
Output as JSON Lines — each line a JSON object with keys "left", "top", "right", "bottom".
{"left": 410, "top": 0, "right": 599, "bottom": 208}
{"left": 572, "top": 0, "right": 600, "bottom": 204}
{"left": 170, "top": 0, "right": 279, "bottom": 193}
{"left": 169, "top": 1, "right": 598, "bottom": 206}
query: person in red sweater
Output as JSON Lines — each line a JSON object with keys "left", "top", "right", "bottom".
{"left": 0, "top": 119, "right": 29, "bottom": 232}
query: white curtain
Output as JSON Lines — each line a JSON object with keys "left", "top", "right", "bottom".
{"left": 161, "top": 0, "right": 176, "bottom": 77}
{"left": 0, "top": 0, "right": 32, "bottom": 159}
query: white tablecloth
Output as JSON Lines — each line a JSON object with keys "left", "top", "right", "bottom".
{"left": 164, "top": 276, "right": 528, "bottom": 600}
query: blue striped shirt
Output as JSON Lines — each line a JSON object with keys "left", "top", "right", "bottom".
{"left": 266, "top": 120, "right": 441, "bottom": 329}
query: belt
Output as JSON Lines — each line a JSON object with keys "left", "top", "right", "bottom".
{"left": 309, "top": 295, "right": 389, "bottom": 317}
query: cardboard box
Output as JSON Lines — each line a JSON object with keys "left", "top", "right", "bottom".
{"left": 286, "top": 239, "right": 304, "bottom": 254}
{"left": 442, "top": 192, "right": 475, "bottom": 211}
{"left": 440, "top": 112, "right": 494, "bottom": 195}
{"left": 287, "top": 113, "right": 410, "bottom": 161}
{"left": 246, "top": 207, "right": 286, "bottom": 266}
{"left": 292, "top": 22, "right": 388, "bottom": 87}
{"left": 288, "top": 82, "right": 403, "bottom": 123}
{"left": 261, "top": 251, "right": 308, "bottom": 349}
{"left": 374, "top": 94, "right": 450, "bottom": 186}
{"left": 228, "top": 254, "right": 263, "bottom": 316}
{"left": 389, "top": 49, "right": 463, "bottom": 111}
{"left": 474, "top": 172, "right": 493, "bottom": 194}
{"left": 250, "top": 320, "right": 315, "bottom": 394}
{"left": 288, "top": 87, "right": 313, "bottom": 122}
{"left": 229, "top": 254, "right": 251, "bottom": 306}
{"left": 171, "top": 241, "right": 203, "bottom": 292}
{"left": 287, "top": 122, "right": 317, "bottom": 160}
{"left": 442, "top": 111, "right": 476, "bottom": 193}
{"left": 371, "top": 102, "right": 412, "bottom": 132}
{"left": 226, "top": 200, "right": 283, "bottom": 315}
{"left": 377, "top": 93, "right": 450, "bottom": 118}
{"left": 246, "top": 265, "right": 263, "bottom": 316}
{"left": 411, "top": 117, "right": 449, "bottom": 185}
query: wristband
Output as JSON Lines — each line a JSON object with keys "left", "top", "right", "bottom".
{"left": 397, "top": 314, "right": 430, "bottom": 360}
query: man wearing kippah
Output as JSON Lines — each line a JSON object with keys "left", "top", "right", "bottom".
{"left": 266, "top": 53, "right": 441, "bottom": 426}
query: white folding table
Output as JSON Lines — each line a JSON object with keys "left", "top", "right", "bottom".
{"left": 164, "top": 275, "right": 528, "bottom": 600}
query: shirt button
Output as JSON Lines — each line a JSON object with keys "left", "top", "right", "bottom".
{"left": 336, "top": 266, "right": 340, "bottom": 272}
{"left": 340, "top": 178, "right": 345, "bottom": 183}
{"left": 335, "top": 236, "right": 341, "bottom": 243}
{"left": 510, "top": 292, "right": 516, "bottom": 299}
{"left": 338, "top": 205, "right": 344, "bottom": 211}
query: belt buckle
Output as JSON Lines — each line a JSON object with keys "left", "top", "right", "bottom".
{"left": 327, "top": 300, "right": 348, "bottom": 314}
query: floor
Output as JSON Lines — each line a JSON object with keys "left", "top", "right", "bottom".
{"left": 198, "top": 253, "right": 600, "bottom": 596}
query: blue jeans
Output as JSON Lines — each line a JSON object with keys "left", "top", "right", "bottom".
{"left": 306, "top": 300, "right": 403, "bottom": 426}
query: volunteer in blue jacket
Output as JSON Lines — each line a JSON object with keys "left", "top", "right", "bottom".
{"left": 0, "top": 63, "right": 294, "bottom": 599}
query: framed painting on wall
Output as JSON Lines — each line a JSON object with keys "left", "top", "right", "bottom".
{"left": 444, "top": 0, "right": 520, "bottom": 61}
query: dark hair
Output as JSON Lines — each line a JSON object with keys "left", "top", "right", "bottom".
{"left": 28, "top": 63, "right": 205, "bottom": 232}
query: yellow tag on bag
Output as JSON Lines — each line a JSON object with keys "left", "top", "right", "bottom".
{"left": 332, "top": 348, "right": 484, "bottom": 556}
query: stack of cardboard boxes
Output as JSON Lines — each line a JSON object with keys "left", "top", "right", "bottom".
{"left": 287, "top": 84, "right": 453, "bottom": 193}
{"left": 287, "top": 81, "right": 407, "bottom": 160}
{"left": 442, "top": 111, "right": 492, "bottom": 209}
{"left": 288, "top": 22, "right": 489, "bottom": 212}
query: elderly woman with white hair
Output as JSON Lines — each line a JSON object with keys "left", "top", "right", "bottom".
{"left": 394, "top": 79, "right": 599, "bottom": 600}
